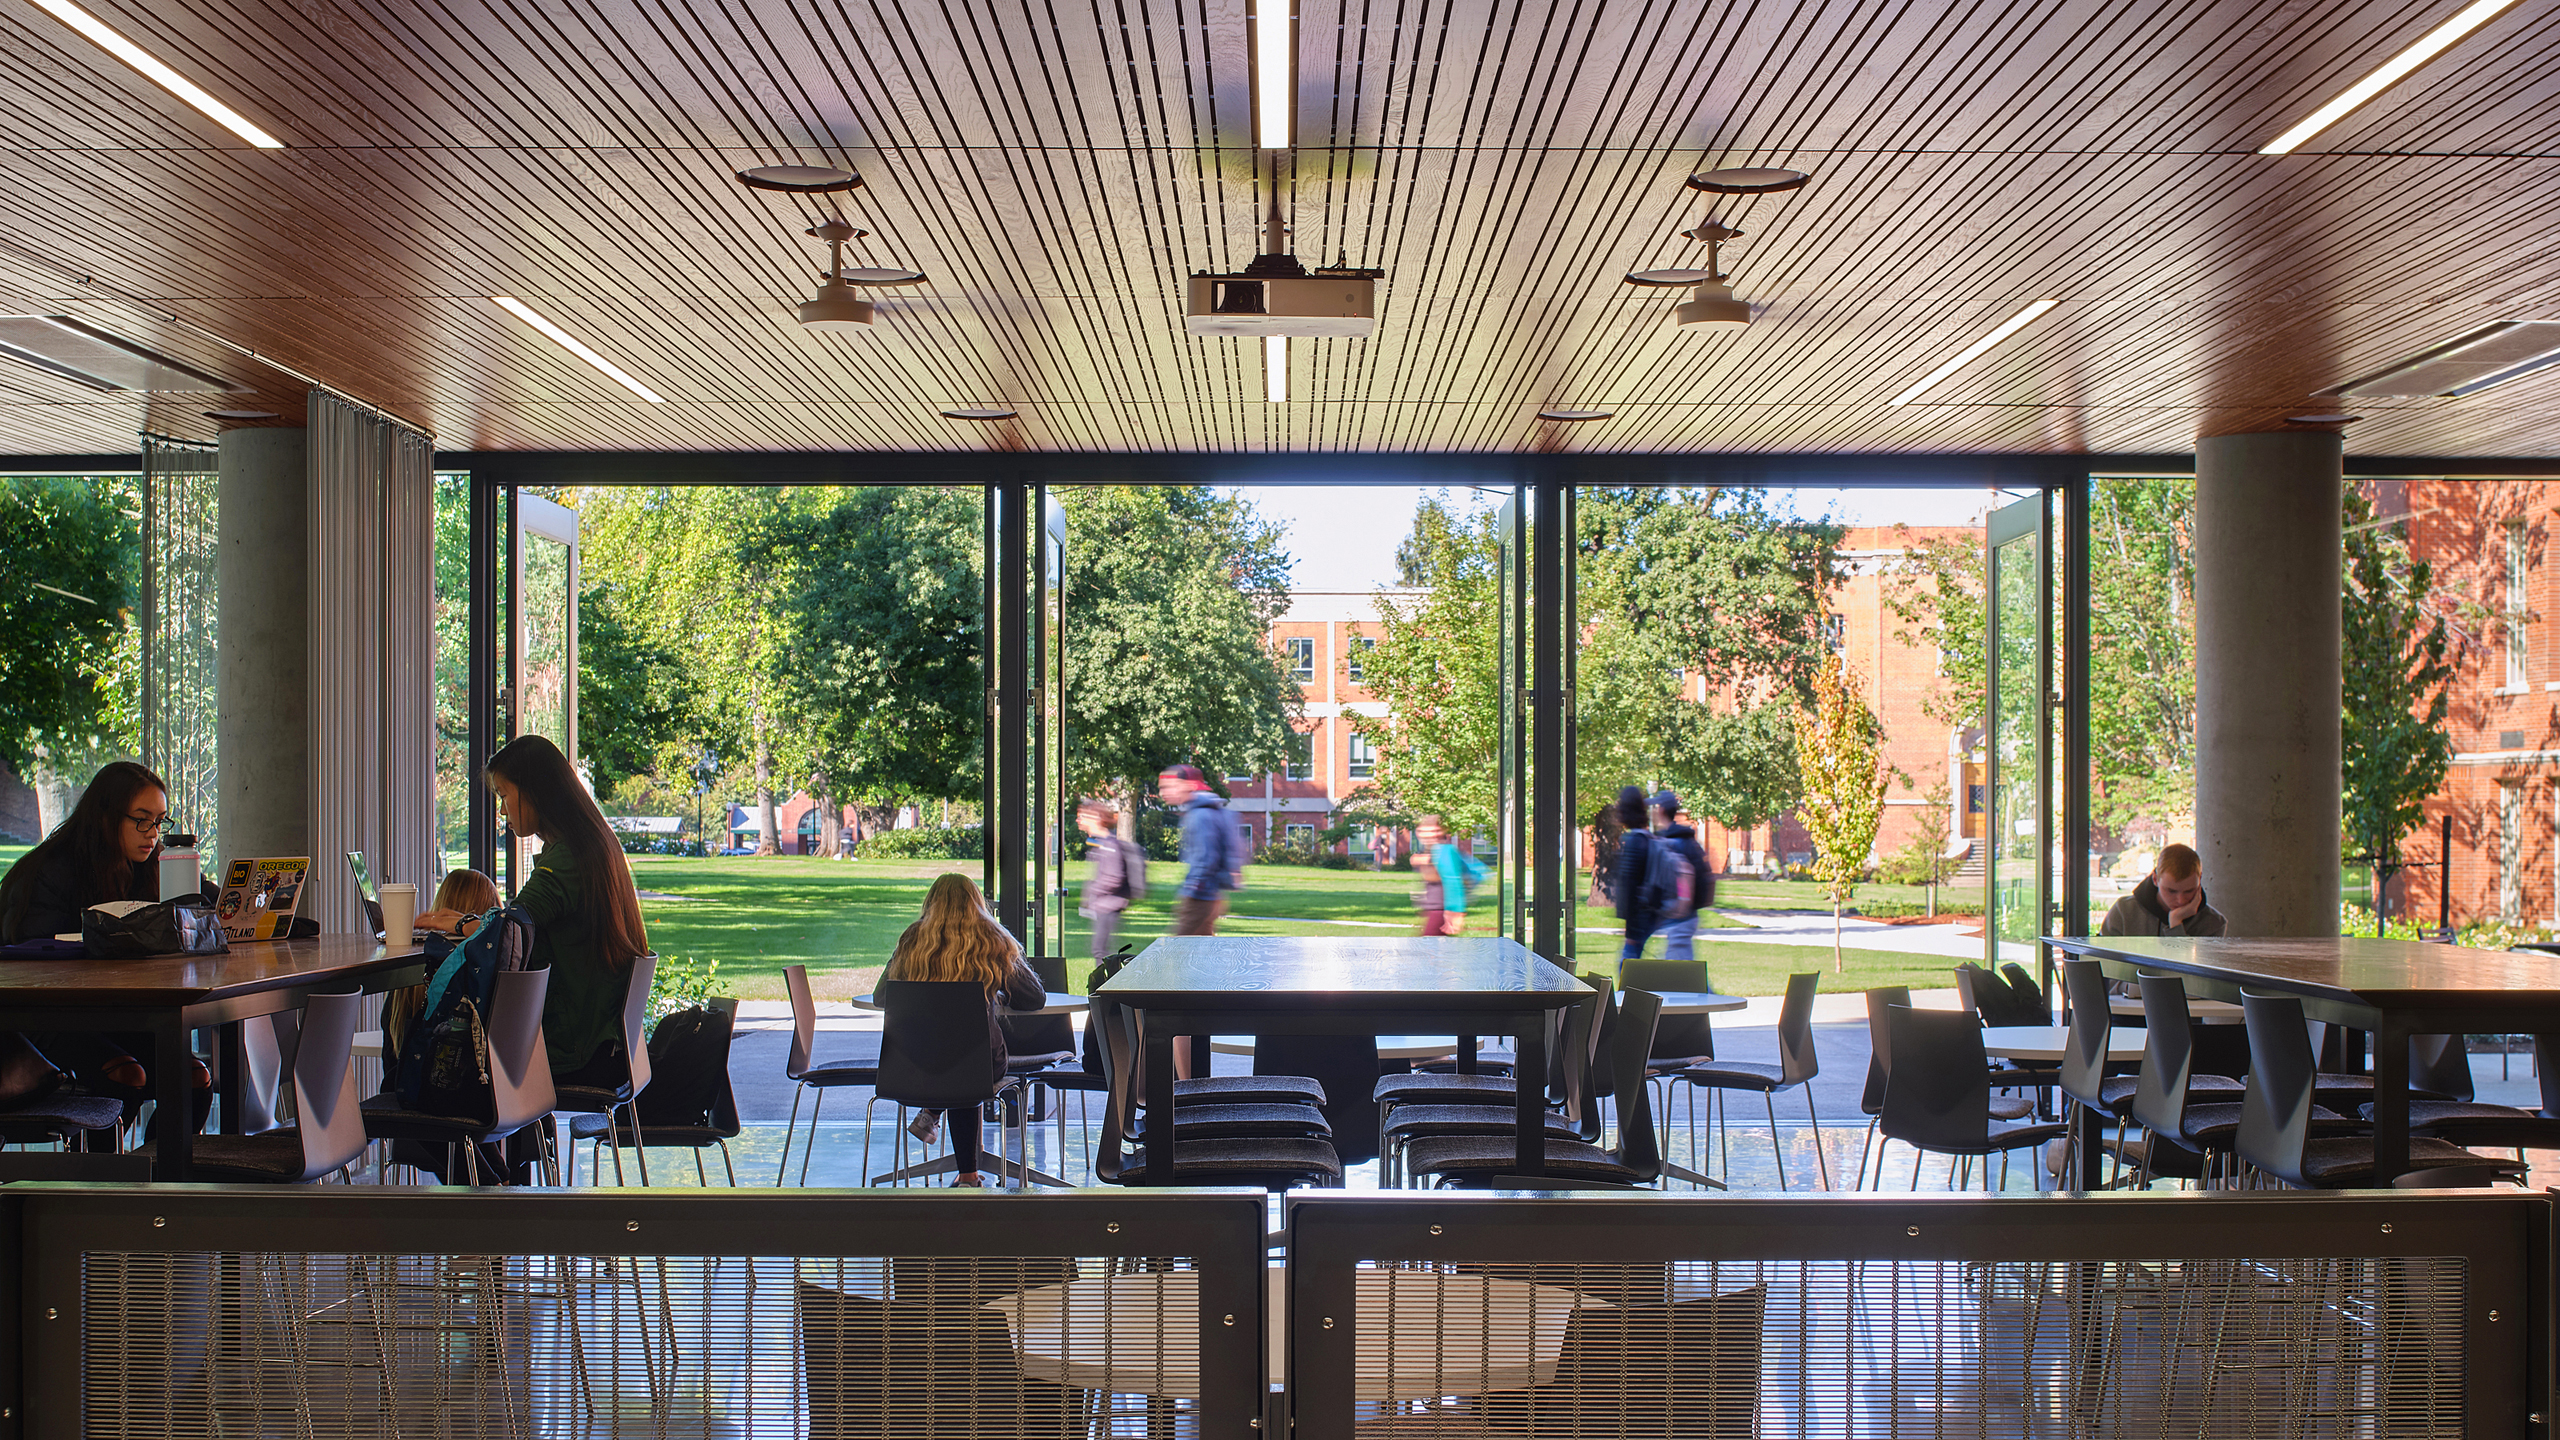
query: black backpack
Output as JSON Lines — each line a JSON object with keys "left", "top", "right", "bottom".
{"left": 1643, "top": 837, "right": 1700, "bottom": 922}
{"left": 635, "top": 1001, "right": 735, "bottom": 1129}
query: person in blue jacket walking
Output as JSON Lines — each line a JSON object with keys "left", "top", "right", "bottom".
{"left": 1414, "top": 815, "right": 1488, "bottom": 936}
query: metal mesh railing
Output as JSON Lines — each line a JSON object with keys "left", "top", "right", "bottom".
{"left": 1288, "top": 1193, "right": 2534, "bottom": 1440}
{"left": 21, "top": 1190, "right": 1271, "bottom": 1440}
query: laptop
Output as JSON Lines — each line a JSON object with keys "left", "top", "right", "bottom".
{"left": 346, "top": 851, "right": 384, "bottom": 939}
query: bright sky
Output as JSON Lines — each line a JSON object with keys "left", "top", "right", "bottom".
{"left": 1235, "top": 483, "right": 2009, "bottom": 593}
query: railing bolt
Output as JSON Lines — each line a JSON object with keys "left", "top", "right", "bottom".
{"left": 1223, "top": 1314, "right": 1236, "bottom": 1326}
{"left": 152, "top": 1217, "right": 165, "bottom": 1228}
{"left": 1906, "top": 1227, "right": 1920, "bottom": 1237}
{"left": 2380, "top": 1223, "right": 2393, "bottom": 1235}
{"left": 625, "top": 1220, "right": 640, "bottom": 1232}
{"left": 1106, "top": 1222, "right": 1121, "bottom": 1234}
{"left": 44, "top": 1309, "right": 56, "bottom": 1321}
{"left": 1322, "top": 1317, "right": 1335, "bottom": 1329}
{"left": 1428, "top": 1225, "right": 1443, "bottom": 1236}
{"left": 2530, "top": 1412, "right": 2545, "bottom": 1424}
{"left": 2489, "top": 1310, "right": 2501, "bottom": 1322}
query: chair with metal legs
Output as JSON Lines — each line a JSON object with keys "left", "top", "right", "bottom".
{"left": 573, "top": 996, "right": 745, "bottom": 1185}
{"left": 158, "top": 990, "right": 370, "bottom": 1183}
{"left": 1670, "top": 972, "right": 1830, "bottom": 1190}
{"left": 774, "top": 964, "right": 877, "bottom": 1186}
{"left": 1879, "top": 1005, "right": 2068, "bottom": 1191}
{"left": 361, "top": 967, "right": 560, "bottom": 1185}
{"left": 867, "top": 980, "right": 1032, "bottom": 1187}
{"left": 2236, "top": 990, "right": 2522, "bottom": 1189}
{"left": 554, "top": 951, "right": 655, "bottom": 1186}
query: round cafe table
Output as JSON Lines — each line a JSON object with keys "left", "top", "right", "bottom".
{"left": 2107, "top": 994, "right": 2244, "bottom": 1024}
{"left": 988, "top": 1266, "right": 1602, "bottom": 1398}
{"left": 1650, "top": 990, "right": 1749, "bottom": 1016}
{"left": 851, "top": 991, "right": 1087, "bottom": 1017}
{"left": 1981, "top": 1025, "right": 2147, "bottom": 1065}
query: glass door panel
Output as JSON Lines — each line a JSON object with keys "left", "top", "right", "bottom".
{"left": 1986, "top": 494, "right": 2050, "bottom": 973}
{"left": 511, "top": 491, "right": 577, "bottom": 885}
{"left": 1036, "top": 490, "right": 1067, "bottom": 958}
{"left": 1497, "top": 491, "right": 1525, "bottom": 941}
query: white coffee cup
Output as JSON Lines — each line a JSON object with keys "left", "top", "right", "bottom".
{"left": 381, "top": 883, "right": 418, "bottom": 949}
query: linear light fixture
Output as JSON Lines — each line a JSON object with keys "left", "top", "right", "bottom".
{"left": 30, "top": 0, "right": 283, "bottom": 148}
{"left": 1886, "top": 299, "right": 2060, "bottom": 407}
{"left": 492, "top": 297, "right": 665, "bottom": 403}
{"left": 2259, "top": 0, "right": 2524, "bottom": 154}
{"left": 1264, "top": 335, "right": 1287, "bottom": 402}
{"left": 1253, "top": 0, "right": 1291, "bottom": 148}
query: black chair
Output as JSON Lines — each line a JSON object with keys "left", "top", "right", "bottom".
{"left": 0, "top": 1038, "right": 127, "bottom": 1156}
{"left": 1381, "top": 983, "right": 1604, "bottom": 1186}
{"left": 1401, "top": 990, "right": 1667, "bottom": 1189}
{"left": 1671, "top": 972, "right": 1829, "bottom": 1190}
{"left": 571, "top": 995, "right": 744, "bottom": 1186}
{"left": 870, "top": 979, "right": 1031, "bottom": 1187}
{"left": 1621, "top": 959, "right": 1715, "bottom": 1064}
{"left": 552, "top": 951, "right": 656, "bottom": 1186}
{"left": 1879, "top": 1005, "right": 2068, "bottom": 1191}
{"left": 776, "top": 963, "right": 877, "bottom": 1186}
{"left": 1257, "top": 1033, "right": 1382, "bottom": 1163}
{"left": 2383, "top": 1034, "right": 2560, "bottom": 1160}
{"left": 2119, "top": 972, "right": 2259, "bottom": 1187}
{"left": 1090, "top": 999, "right": 1342, "bottom": 1190}
{"left": 2058, "top": 960, "right": 2241, "bottom": 1186}
{"left": 2235, "top": 991, "right": 2522, "bottom": 1189}
{"left": 1009, "top": 956, "right": 1108, "bottom": 1167}
{"left": 1855, "top": 987, "right": 2029, "bottom": 1189}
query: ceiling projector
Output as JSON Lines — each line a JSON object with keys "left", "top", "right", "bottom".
{"left": 1185, "top": 264, "right": 1377, "bottom": 337}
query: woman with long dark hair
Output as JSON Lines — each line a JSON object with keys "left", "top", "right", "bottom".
{"left": 419, "top": 734, "right": 649, "bottom": 1084}
{"left": 0, "top": 760, "right": 213, "bottom": 1100}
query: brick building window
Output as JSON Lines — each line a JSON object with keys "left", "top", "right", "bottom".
{"left": 1286, "top": 732, "right": 1314, "bottom": 781}
{"left": 2501, "top": 783, "right": 2523, "bottom": 922}
{"left": 1347, "top": 635, "right": 1374, "bottom": 680}
{"left": 1822, "top": 613, "right": 1845, "bottom": 654}
{"left": 1284, "top": 636, "right": 1315, "bottom": 680}
{"left": 2506, "top": 522, "right": 2529, "bottom": 690}
{"left": 1348, "top": 733, "right": 1376, "bottom": 779}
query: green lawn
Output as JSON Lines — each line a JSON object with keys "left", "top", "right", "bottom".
{"left": 1710, "top": 876, "right": 1986, "bottom": 912}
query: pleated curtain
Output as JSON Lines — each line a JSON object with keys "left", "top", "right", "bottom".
{"left": 307, "top": 391, "right": 436, "bottom": 934}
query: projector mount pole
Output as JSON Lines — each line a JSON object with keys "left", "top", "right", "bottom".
{"left": 1245, "top": 148, "right": 1303, "bottom": 278}
{"left": 1681, "top": 217, "right": 1741, "bottom": 283}
{"left": 808, "top": 217, "right": 861, "bottom": 282}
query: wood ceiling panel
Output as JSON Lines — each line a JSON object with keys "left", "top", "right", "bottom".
{"left": 0, "top": 0, "right": 2553, "bottom": 456}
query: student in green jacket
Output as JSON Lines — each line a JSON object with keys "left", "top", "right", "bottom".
{"left": 419, "top": 733, "right": 650, "bottom": 1087}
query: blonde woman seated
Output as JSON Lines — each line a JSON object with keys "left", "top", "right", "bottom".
{"left": 886, "top": 873, "right": 1047, "bottom": 1186}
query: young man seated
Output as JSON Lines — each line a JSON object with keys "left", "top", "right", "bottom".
{"left": 2102, "top": 842, "right": 2226, "bottom": 937}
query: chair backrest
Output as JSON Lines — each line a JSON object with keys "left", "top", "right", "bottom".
{"left": 1956, "top": 962, "right": 2050, "bottom": 1026}
{"left": 707, "top": 995, "right": 742, "bottom": 1136}
{"left": 2057, "top": 959, "right": 2113, "bottom": 1109}
{"left": 1004, "top": 956, "right": 1077, "bottom": 1059}
{"left": 2236, "top": 990, "right": 2320, "bottom": 1187}
{"left": 485, "top": 965, "right": 558, "bottom": 1136}
{"left": 288, "top": 990, "right": 368, "bottom": 1181}
{"left": 1605, "top": 989, "right": 1665, "bottom": 1181}
{"left": 2129, "top": 973, "right": 2200, "bottom": 1139}
{"left": 2408, "top": 1033, "right": 2474, "bottom": 1103}
{"left": 240, "top": 1010, "right": 302, "bottom": 1134}
{"left": 1774, "top": 973, "right": 1822, "bottom": 1087}
{"left": 1878, "top": 1006, "right": 1993, "bottom": 1152}
{"left": 1860, "top": 986, "right": 1911, "bottom": 1117}
{"left": 877, "top": 979, "right": 1003, "bottom": 1110}
{"left": 784, "top": 964, "right": 819, "bottom": 1080}
{"left": 617, "top": 952, "right": 658, "bottom": 1099}
{"left": 2536, "top": 1035, "right": 2560, "bottom": 1118}
{"left": 1090, "top": 998, "right": 1140, "bottom": 1184}
{"left": 1621, "top": 959, "right": 1713, "bottom": 1060}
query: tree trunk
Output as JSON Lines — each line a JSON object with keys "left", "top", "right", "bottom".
{"left": 753, "top": 715, "right": 779, "bottom": 857}
{"left": 1833, "top": 897, "right": 1844, "bottom": 973}
{"left": 30, "top": 749, "right": 78, "bottom": 837}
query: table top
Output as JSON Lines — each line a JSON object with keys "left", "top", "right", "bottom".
{"left": 1102, "top": 937, "right": 1585, "bottom": 1010}
{"left": 1209, "top": 1035, "right": 1510, "bottom": 1060}
{"left": 1981, "top": 1025, "right": 2147, "bottom": 1063}
{"left": 1651, "top": 990, "right": 1749, "bottom": 1015}
{"left": 0, "top": 933, "right": 430, "bottom": 1009}
{"left": 2106, "top": 993, "right": 2244, "bottom": 1023}
{"left": 851, "top": 991, "right": 1086, "bottom": 1017}
{"left": 990, "top": 1267, "right": 1597, "bottom": 1398}
{"left": 2050, "top": 935, "right": 2560, "bottom": 1010}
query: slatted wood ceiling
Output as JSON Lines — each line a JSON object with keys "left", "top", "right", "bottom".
{"left": 0, "top": 0, "right": 2553, "bottom": 456}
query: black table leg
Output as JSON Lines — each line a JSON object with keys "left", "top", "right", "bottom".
{"left": 2071, "top": 1100, "right": 2104, "bottom": 1191}
{"left": 217, "top": 1022, "right": 245, "bottom": 1135}
{"left": 1457, "top": 1035, "right": 1477, "bottom": 1075}
{"left": 1144, "top": 1022, "right": 1178, "bottom": 1184}
{"left": 2372, "top": 1020, "right": 2410, "bottom": 1182}
{"left": 151, "top": 1013, "right": 191, "bottom": 1181}
{"left": 1513, "top": 1019, "right": 1546, "bottom": 1178}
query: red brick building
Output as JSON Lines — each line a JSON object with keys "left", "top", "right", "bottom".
{"left": 1227, "top": 590, "right": 1409, "bottom": 856}
{"left": 2391, "top": 479, "right": 2560, "bottom": 926}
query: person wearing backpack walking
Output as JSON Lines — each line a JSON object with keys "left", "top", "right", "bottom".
{"left": 1077, "top": 801, "right": 1147, "bottom": 961}
{"left": 1643, "top": 790, "right": 1712, "bottom": 967}
{"left": 1609, "top": 786, "right": 1656, "bottom": 960}
{"left": 1413, "top": 815, "right": 1487, "bottom": 936}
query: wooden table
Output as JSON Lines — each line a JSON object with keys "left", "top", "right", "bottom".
{"left": 990, "top": 1266, "right": 1597, "bottom": 1397}
{"left": 2107, "top": 994, "right": 2245, "bottom": 1023}
{"left": 0, "top": 934, "right": 431, "bottom": 1180}
{"left": 2050, "top": 934, "right": 2560, "bottom": 1180}
{"left": 1981, "top": 1025, "right": 2147, "bottom": 1064}
{"left": 1099, "top": 937, "right": 1587, "bottom": 1181}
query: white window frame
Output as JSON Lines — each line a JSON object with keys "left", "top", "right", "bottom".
{"left": 1283, "top": 636, "right": 1316, "bottom": 681}
{"left": 2507, "top": 521, "right": 2530, "bottom": 691}
{"left": 1284, "top": 732, "right": 1315, "bottom": 781}
{"left": 1347, "top": 635, "right": 1375, "bottom": 681}
{"left": 1347, "top": 732, "right": 1376, "bottom": 779}
{"left": 2501, "top": 782, "right": 2524, "bottom": 922}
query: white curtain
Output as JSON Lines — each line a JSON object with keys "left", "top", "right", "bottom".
{"left": 307, "top": 392, "right": 436, "bottom": 934}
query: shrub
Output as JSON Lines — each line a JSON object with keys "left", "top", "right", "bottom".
{"left": 645, "top": 955, "right": 726, "bottom": 1038}
{"left": 1854, "top": 898, "right": 1983, "bottom": 919}
{"left": 853, "top": 825, "right": 984, "bottom": 860}
{"left": 619, "top": 834, "right": 708, "bottom": 857}
{"left": 1254, "top": 842, "right": 1360, "bottom": 869}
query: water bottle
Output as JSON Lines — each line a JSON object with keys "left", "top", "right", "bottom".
{"left": 159, "top": 833, "right": 202, "bottom": 902}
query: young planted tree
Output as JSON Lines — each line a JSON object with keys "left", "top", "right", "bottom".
{"left": 2341, "top": 484, "right": 2455, "bottom": 926}
{"left": 1347, "top": 495, "right": 1502, "bottom": 834}
{"left": 1796, "top": 653, "right": 1889, "bottom": 971}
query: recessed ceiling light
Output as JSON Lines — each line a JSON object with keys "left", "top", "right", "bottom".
{"left": 1265, "top": 335, "right": 1287, "bottom": 403}
{"left": 491, "top": 297, "right": 665, "bottom": 403}
{"left": 2287, "top": 413, "right": 2363, "bottom": 425}
{"left": 1538, "top": 409, "right": 1612, "bottom": 422}
{"left": 2325, "top": 321, "right": 2560, "bottom": 398}
{"left": 2259, "top": 0, "right": 2524, "bottom": 154}
{"left": 1686, "top": 167, "right": 1810, "bottom": 195}
{"left": 29, "top": 0, "right": 283, "bottom": 148}
{"left": 204, "top": 408, "right": 278, "bottom": 420}
{"left": 0, "top": 315, "right": 240, "bottom": 390}
{"left": 1253, "top": 0, "right": 1291, "bottom": 148}
{"left": 737, "top": 165, "right": 862, "bottom": 193}
{"left": 941, "top": 407, "right": 1016, "bottom": 421}
{"left": 1887, "top": 300, "right": 2061, "bottom": 407}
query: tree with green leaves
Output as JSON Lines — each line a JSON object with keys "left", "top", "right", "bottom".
{"left": 2341, "top": 484, "right": 2455, "bottom": 921}
{"left": 577, "top": 579, "right": 696, "bottom": 797}
{"left": 1061, "top": 485, "right": 1302, "bottom": 814}
{"left": 1, "top": 476, "right": 140, "bottom": 828}
{"left": 1346, "top": 495, "right": 1502, "bottom": 834}
{"left": 1796, "top": 652, "right": 1889, "bottom": 971}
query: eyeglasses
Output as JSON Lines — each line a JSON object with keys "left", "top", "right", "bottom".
{"left": 125, "top": 811, "right": 174, "bottom": 836}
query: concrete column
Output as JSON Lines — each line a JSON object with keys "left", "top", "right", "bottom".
{"left": 217, "top": 427, "right": 309, "bottom": 860}
{"left": 2194, "top": 430, "right": 2343, "bottom": 936}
